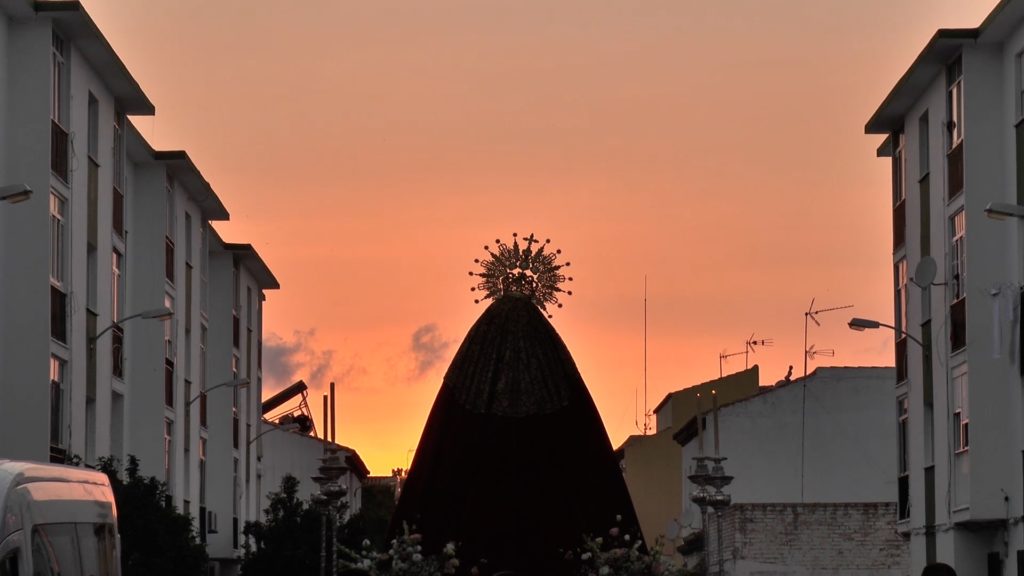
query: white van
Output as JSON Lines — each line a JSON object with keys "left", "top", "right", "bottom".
{"left": 0, "top": 460, "right": 119, "bottom": 576}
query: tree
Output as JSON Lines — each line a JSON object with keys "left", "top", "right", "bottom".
{"left": 242, "top": 474, "right": 323, "bottom": 576}
{"left": 340, "top": 482, "right": 397, "bottom": 550}
{"left": 97, "top": 455, "right": 207, "bottom": 576}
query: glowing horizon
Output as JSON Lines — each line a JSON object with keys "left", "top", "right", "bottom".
{"left": 78, "top": 0, "right": 996, "bottom": 475}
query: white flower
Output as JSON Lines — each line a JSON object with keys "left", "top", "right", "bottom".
{"left": 624, "top": 534, "right": 631, "bottom": 542}
{"left": 615, "top": 514, "right": 622, "bottom": 522}
{"left": 599, "top": 566, "right": 611, "bottom": 576}
{"left": 362, "top": 539, "right": 371, "bottom": 548}
{"left": 581, "top": 552, "right": 592, "bottom": 561}
{"left": 412, "top": 553, "right": 423, "bottom": 562}
{"left": 444, "top": 542, "right": 457, "bottom": 556}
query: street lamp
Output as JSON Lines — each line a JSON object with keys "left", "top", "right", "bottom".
{"left": 848, "top": 317, "right": 924, "bottom": 347}
{"left": 984, "top": 202, "right": 1024, "bottom": 220}
{"left": 187, "top": 378, "right": 249, "bottom": 407}
{"left": 247, "top": 422, "right": 300, "bottom": 447}
{"left": 0, "top": 184, "right": 32, "bottom": 204}
{"left": 91, "top": 307, "right": 174, "bottom": 345}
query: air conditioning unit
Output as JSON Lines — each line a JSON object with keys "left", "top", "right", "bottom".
{"left": 207, "top": 510, "right": 219, "bottom": 534}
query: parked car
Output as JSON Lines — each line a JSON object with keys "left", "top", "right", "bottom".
{"left": 0, "top": 460, "right": 119, "bottom": 576}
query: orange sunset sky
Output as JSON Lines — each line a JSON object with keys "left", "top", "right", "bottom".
{"left": 80, "top": 0, "right": 995, "bottom": 475}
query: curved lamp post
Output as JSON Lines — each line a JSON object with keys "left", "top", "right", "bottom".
{"left": 91, "top": 307, "right": 174, "bottom": 345}
{"left": 0, "top": 184, "right": 32, "bottom": 204}
{"left": 847, "top": 317, "right": 924, "bottom": 347}
{"left": 187, "top": 378, "right": 249, "bottom": 407}
{"left": 247, "top": 422, "right": 300, "bottom": 447}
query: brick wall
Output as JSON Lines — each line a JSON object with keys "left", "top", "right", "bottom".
{"left": 703, "top": 502, "right": 908, "bottom": 575}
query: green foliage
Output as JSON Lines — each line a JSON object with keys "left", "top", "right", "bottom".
{"left": 340, "top": 482, "right": 397, "bottom": 550}
{"left": 241, "top": 474, "right": 324, "bottom": 576}
{"left": 97, "top": 455, "right": 208, "bottom": 576}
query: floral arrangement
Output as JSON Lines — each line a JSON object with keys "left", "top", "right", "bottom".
{"left": 568, "top": 516, "right": 690, "bottom": 576}
{"left": 340, "top": 518, "right": 692, "bottom": 576}
{"left": 340, "top": 526, "right": 459, "bottom": 576}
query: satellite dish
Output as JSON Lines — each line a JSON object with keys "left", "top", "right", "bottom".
{"left": 912, "top": 256, "right": 937, "bottom": 288}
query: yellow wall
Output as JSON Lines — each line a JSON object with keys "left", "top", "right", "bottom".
{"left": 619, "top": 366, "right": 761, "bottom": 554}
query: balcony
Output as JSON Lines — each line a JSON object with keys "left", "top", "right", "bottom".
{"left": 51, "top": 120, "right": 69, "bottom": 183}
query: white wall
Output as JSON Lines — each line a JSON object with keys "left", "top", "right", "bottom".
{"left": 680, "top": 367, "right": 897, "bottom": 527}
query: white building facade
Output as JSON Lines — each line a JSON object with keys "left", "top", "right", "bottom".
{"left": 0, "top": 2, "right": 321, "bottom": 574}
{"left": 674, "top": 367, "right": 903, "bottom": 575}
{"left": 868, "top": 2, "right": 1024, "bottom": 574}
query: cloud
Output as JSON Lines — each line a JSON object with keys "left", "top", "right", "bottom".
{"left": 410, "top": 323, "right": 453, "bottom": 378}
{"left": 263, "top": 329, "right": 363, "bottom": 393}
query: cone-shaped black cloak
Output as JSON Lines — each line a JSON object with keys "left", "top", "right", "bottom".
{"left": 389, "top": 294, "right": 641, "bottom": 574}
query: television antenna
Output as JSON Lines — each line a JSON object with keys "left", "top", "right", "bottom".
{"left": 636, "top": 276, "right": 652, "bottom": 435}
{"left": 803, "top": 298, "right": 853, "bottom": 376}
{"left": 805, "top": 344, "right": 835, "bottom": 360}
{"left": 745, "top": 332, "right": 773, "bottom": 369}
{"left": 718, "top": 349, "right": 746, "bottom": 378}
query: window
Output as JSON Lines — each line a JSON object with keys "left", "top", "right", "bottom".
{"left": 1017, "top": 51, "right": 1024, "bottom": 120}
{"left": 232, "top": 354, "right": 240, "bottom": 449}
{"left": 113, "top": 111, "right": 125, "bottom": 237}
{"left": 232, "top": 457, "right": 239, "bottom": 550}
{"left": 49, "top": 356, "right": 66, "bottom": 456}
{"left": 199, "top": 437, "right": 207, "bottom": 505}
{"left": 50, "top": 192, "right": 66, "bottom": 287}
{"left": 947, "top": 56, "right": 963, "bottom": 149}
{"left": 50, "top": 32, "right": 65, "bottom": 125}
{"left": 947, "top": 56, "right": 964, "bottom": 199}
{"left": 200, "top": 224, "right": 209, "bottom": 315}
{"left": 919, "top": 111, "right": 930, "bottom": 177}
{"left": 164, "top": 420, "right": 173, "bottom": 485}
{"left": 200, "top": 326, "right": 208, "bottom": 428}
{"left": 896, "top": 259, "right": 908, "bottom": 333}
{"left": 50, "top": 32, "right": 68, "bottom": 181}
{"left": 897, "top": 396, "right": 910, "bottom": 521}
{"left": 112, "top": 251, "right": 123, "bottom": 322}
{"left": 232, "top": 264, "right": 240, "bottom": 349}
{"left": 0, "top": 550, "right": 18, "bottom": 576}
{"left": 165, "top": 295, "right": 175, "bottom": 408}
{"left": 184, "top": 379, "right": 192, "bottom": 451}
{"left": 50, "top": 192, "right": 68, "bottom": 344}
{"left": 165, "top": 178, "right": 175, "bottom": 284}
{"left": 951, "top": 210, "right": 966, "bottom": 301}
{"left": 893, "top": 131, "right": 906, "bottom": 206}
{"left": 87, "top": 93, "right": 99, "bottom": 161}
{"left": 953, "top": 366, "right": 969, "bottom": 452}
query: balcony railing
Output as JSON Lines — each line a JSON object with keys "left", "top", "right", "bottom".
{"left": 51, "top": 120, "right": 69, "bottom": 182}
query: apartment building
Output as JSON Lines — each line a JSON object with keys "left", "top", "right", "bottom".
{"left": 0, "top": 3, "right": 320, "bottom": 574}
{"left": 867, "top": 1, "right": 1024, "bottom": 573}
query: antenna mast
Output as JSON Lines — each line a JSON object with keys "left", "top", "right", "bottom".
{"left": 803, "top": 298, "right": 853, "bottom": 376}
{"left": 643, "top": 276, "right": 650, "bottom": 434}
